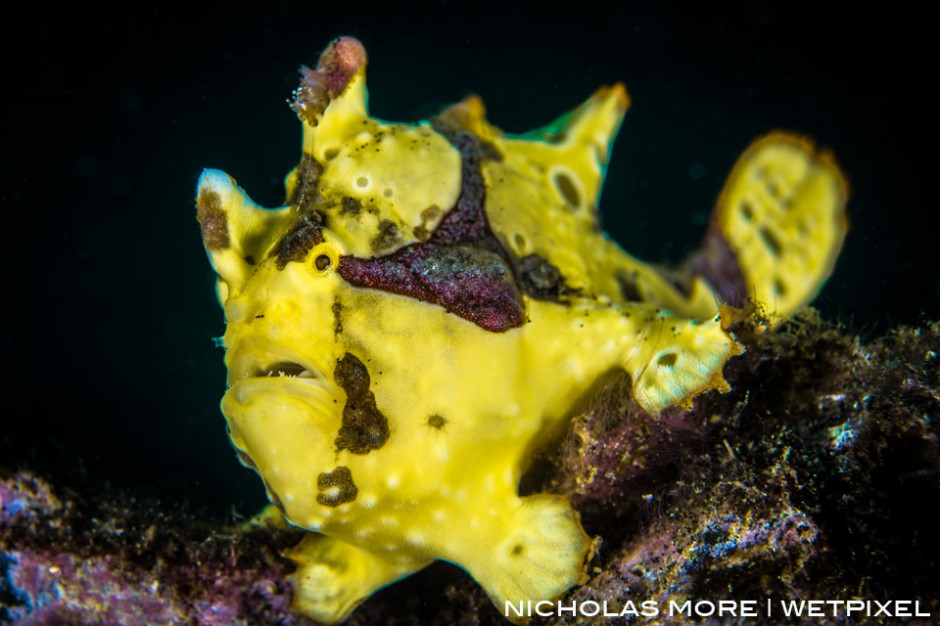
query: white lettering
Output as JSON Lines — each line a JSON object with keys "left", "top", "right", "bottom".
{"left": 535, "top": 601, "right": 554, "bottom": 617}
{"left": 873, "top": 600, "right": 891, "bottom": 616}
{"left": 557, "top": 600, "right": 577, "bottom": 616}
{"left": 779, "top": 600, "right": 805, "bottom": 617}
{"left": 846, "top": 600, "right": 865, "bottom": 615}
{"left": 504, "top": 601, "right": 525, "bottom": 618}
{"left": 580, "top": 600, "right": 600, "bottom": 617}
{"left": 695, "top": 600, "right": 715, "bottom": 617}
{"left": 893, "top": 600, "right": 911, "bottom": 617}
{"left": 670, "top": 600, "right": 692, "bottom": 616}
{"left": 640, "top": 600, "right": 660, "bottom": 617}
{"left": 739, "top": 600, "right": 759, "bottom": 617}
{"left": 806, "top": 600, "right": 825, "bottom": 617}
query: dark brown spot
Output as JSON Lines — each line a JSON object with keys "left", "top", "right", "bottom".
{"left": 289, "top": 153, "right": 324, "bottom": 213}
{"left": 511, "top": 544, "right": 524, "bottom": 556}
{"left": 196, "top": 189, "right": 230, "bottom": 251}
{"left": 616, "top": 271, "right": 644, "bottom": 303}
{"left": 655, "top": 265, "right": 696, "bottom": 299}
{"left": 741, "top": 201, "right": 754, "bottom": 222}
{"left": 421, "top": 205, "right": 442, "bottom": 224}
{"left": 773, "top": 277, "right": 788, "bottom": 297}
{"left": 427, "top": 414, "right": 446, "bottom": 429}
{"left": 316, "top": 466, "right": 358, "bottom": 507}
{"left": 516, "top": 254, "right": 572, "bottom": 301}
{"left": 415, "top": 205, "right": 442, "bottom": 241}
{"left": 759, "top": 226, "right": 782, "bottom": 257}
{"left": 244, "top": 255, "right": 256, "bottom": 265}
{"left": 340, "top": 196, "right": 362, "bottom": 216}
{"left": 272, "top": 211, "right": 326, "bottom": 270}
{"left": 479, "top": 139, "right": 503, "bottom": 161}
{"left": 553, "top": 171, "right": 580, "bottom": 209}
{"left": 332, "top": 299, "right": 343, "bottom": 336}
{"left": 334, "top": 353, "right": 389, "bottom": 454}
{"left": 371, "top": 219, "right": 401, "bottom": 252}
{"left": 657, "top": 353, "right": 678, "bottom": 368}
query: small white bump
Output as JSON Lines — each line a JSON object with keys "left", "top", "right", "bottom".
{"left": 380, "top": 515, "right": 399, "bottom": 528}
{"left": 356, "top": 528, "right": 374, "bottom": 540}
{"left": 506, "top": 403, "right": 521, "bottom": 417}
{"left": 386, "top": 475, "right": 400, "bottom": 489}
{"left": 484, "top": 474, "right": 495, "bottom": 492}
{"left": 432, "top": 509, "right": 447, "bottom": 522}
{"left": 440, "top": 485, "right": 452, "bottom": 497}
{"left": 455, "top": 488, "right": 468, "bottom": 502}
{"left": 361, "top": 494, "right": 377, "bottom": 509}
{"left": 433, "top": 443, "right": 450, "bottom": 461}
{"left": 561, "top": 357, "right": 584, "bottom": 380}
{"left": 503, "top": 468, "right": 514, "bottom": 485}
{"left": 406, "top": 532, "right": 427, "bottom": 547}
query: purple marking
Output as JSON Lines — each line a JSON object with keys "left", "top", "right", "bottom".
{"left": 682, "top": 226, "right": 749, "bottom": 308}
{"left": 338, "top": 134, "right": 525, "bottom": 332}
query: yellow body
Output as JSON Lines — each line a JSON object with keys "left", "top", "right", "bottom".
{"left": 196, "top": 37, "right": 847, "bottom": 623}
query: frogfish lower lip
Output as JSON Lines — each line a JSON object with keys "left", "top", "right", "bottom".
{"left": 230, "top": 361, "right": 335, "bottom": 407}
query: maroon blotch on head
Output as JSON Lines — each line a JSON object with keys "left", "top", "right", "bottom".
{"left": 338, "top": 133, "right": 526, "bottom": 332}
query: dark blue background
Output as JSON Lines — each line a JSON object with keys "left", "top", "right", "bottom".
{"left": 4, "top": 4, "right": 937, "bottom": 513}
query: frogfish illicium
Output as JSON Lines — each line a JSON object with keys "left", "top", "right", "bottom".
{"left": 196, "top": 37, "right": 847, "bottom": 623}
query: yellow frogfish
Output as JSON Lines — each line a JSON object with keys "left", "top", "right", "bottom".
{"left": 196, "top": 37, "right": 847, "bottom": 623}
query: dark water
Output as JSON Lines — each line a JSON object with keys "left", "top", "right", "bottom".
{"left": 4, "top": 6, "right": 938, "bottom": 513}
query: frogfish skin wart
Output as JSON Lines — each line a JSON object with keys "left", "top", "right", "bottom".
{"left": 196, "top": 37, "right": 848, "bottom": 623}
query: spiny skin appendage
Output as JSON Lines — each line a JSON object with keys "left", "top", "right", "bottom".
{"left": 196, "top": 36, "right": 847, "bottom": 623}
